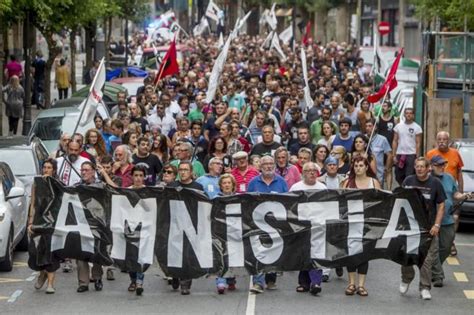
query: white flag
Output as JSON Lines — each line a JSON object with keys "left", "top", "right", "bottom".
{"left": 205, "top": 0, "right": 220, "bottom": 22}
{"left": 270, "top": 33, "right": 287, "bottom": 61}
{"left": 261, "top": 31, "right": 274, "bottom": 49}
{"left": 205, "top": 35, "right": 232, "bottom": 103}
{"left": 265, "top": 3, "right": 277, "bottom": 30}
{"left": 78, "top": 58, "right": 105, "bottom": 127}
{"left": 193, "top": 17, "right": 210, "bottom": 37}
{"left": 279, "top": 25, "right": 293, "bottom": 45}
{"left": 301, "top": 48, "right": 314, "bottom": 108}
{"left": 236, "top": 11, "right": 252, "bottom": 33}
{"left": 259, "top": 9, "right": 269, "bottom": 26}
{"left": 218, "top": 32, "right": 224, "bottom": 49}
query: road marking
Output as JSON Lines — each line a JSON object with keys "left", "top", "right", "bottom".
{"left": 13, "top": 261, "right": 28, "bottom": 267}
{"left": 0, "top": 278, "right": 24, "bottom": 283}
{"left": 0, "top": 296, "right": 9, "bottom": 300}
{"left": 25, "top": 272, "right": 39, "bottom": 282}
{"left": 446, "top": 257, "right": 460, "bottom": 265}
{"left": 7, "top": 290, "right": 22, "bottom": 303}
{"left": 245, "top": 277, "right": 256, "bottom": 315}
{"left": 455, "top": 243, "right": 474, "bottom": 247}
{"left": 464, "top": 290, "right": 474, "bottom": 299}
{"left": 454, "top": 272, "right": 469, "bottom": 282}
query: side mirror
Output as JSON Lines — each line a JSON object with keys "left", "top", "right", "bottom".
{"left": 6, "top": 187, "right": 25, "bottom": 201}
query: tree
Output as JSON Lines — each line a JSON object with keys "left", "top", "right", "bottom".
{"left": 412, "top": 0, "right": 474, "bottom": 30}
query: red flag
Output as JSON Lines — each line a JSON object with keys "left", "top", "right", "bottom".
{"left": 154, "top": 38, "right": 179, "bottom": 85}
{"left": 302, "top": 21, "right": 311, "bottom": 46}
{"left": 368, "top": 48, "right": 404, "bottom": 103}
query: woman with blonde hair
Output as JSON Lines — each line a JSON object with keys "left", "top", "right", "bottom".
{"left": 2, "top": 75, "right": 24, "bottom": 135}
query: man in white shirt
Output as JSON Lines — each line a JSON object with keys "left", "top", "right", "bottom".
{"left": 56, "top": 141, "right": 91, "bottom": 186}
{"left": 147, "top": 102, "right": 176, "bottom": 137}
{"left": 290, "top": 162, "right": 326, "bottom": 295}
{"left": 392, "top": 108, "right": 423, "bottom": 185}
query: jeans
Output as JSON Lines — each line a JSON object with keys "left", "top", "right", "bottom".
{"left": 401, "top": 236, "right": 439, "bottom": 290}
{"left": 432, "top": 224, "right": 456, "bottom": 281}
{"left": 252, "top": 272, "right": 277, "bottom": 287}
{"left": 298, "top": 269, "right": 323, "bottom": 288}
{"left": 395, "top": 154, "right": 416, "bottom": 185}
{"left": 129, "top": 272, "right": 144, "bottom": 285}
{"left": 216, "top": 277, "right": 236, "bottom": 286}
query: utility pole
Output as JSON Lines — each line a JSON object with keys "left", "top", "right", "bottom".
{"left": 399, "top": 0, "right": 405, "bottom": 48}
{"left": 22, "top": 11, "right": 32, "bottom": 136}
{"left": 292, "top": 1, "right": 296, "bottom": 52}
{"left": 124, "top": 18, "right": 129, "bottom": 67}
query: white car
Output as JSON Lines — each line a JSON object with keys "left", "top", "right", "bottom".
{"left": 0, "top": 162, "right": 28, "bottom": 271}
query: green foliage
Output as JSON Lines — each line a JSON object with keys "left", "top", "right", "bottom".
{"left": 412, "top": 0, "right": 474, "bottom": 30}
{"left": 275, "top": 0, "right": 344, "bottom": 13}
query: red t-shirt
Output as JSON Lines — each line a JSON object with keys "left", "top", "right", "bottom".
{"left": 231, "top": 166, "right": 260, "bottom": 193}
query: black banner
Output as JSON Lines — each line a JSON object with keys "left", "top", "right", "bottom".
{"left": 29, "top": 177, "right": 432, "bottom": 278}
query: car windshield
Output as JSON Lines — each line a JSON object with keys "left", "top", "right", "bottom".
{"left": 459, "top": 146, "right": 474, "bottom": 171}
{"left": 30, "top": 116, "right": 63, "bottom": 140}
{"left": 0, "top": 150, "right": 36, "bottom": 175}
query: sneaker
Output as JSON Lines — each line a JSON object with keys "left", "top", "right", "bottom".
{"left": 62, "top": 260, "right": 73, "bottom": 273}
{"left": 45, "top": 286, "right": 55, "bottom": 294}
{"left": 250, "top": 284, "right": 264, "bottom": 294}
{"left": 227, "top": 283, "right": 236, "bottom": 291}
{"left": 136, "top": 284, "right": 144, "bottom": 296}
{"left": 106, "top": 269, "right": 115, "bottom": 281}
{"left": 420, "top": 289, "right": 431, "bottom": 300}
{"left": 322, "top": 275, "right": 329, "bottom": 283}
{"left": 399, "top": 282, "right": 410, "bottom": 295}
{"left": 433, "top": 279, "right": 443, "bottom": 288}
{"left": 34, "top": 271, "right": 47, "bottom": 290}
{"left": 217, "top": 284, "right": 225, "bottom": 294}
{"left": 310, "top": 284, "right": 322, "bottom": 296}
{"left": 171, "top": 278, "right": 180, "bottom": 290}
{"left": 266, "top": 282, "right": 277, "bottom": 290}
{"left": 335, "top": 267, "right": 343, "bottom": 277}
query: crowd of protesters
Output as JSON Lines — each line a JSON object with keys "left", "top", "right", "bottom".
{"left": 27, "top": 31, "right": 470, "bottom": 302}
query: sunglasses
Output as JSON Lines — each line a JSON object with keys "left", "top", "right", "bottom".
{"left": 163, "top": 170, "right": 175, "bottom": 174}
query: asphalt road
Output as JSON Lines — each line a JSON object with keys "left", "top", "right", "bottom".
{"left": 1, "top": 230, "right": 473, "bottom": 314}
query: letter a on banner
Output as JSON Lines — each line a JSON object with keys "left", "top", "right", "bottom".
{"left": 51, "top": 192, "right": 95, "bottom": 253}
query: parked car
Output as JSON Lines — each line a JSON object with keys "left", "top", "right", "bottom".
{"left": 50, "top": 97, "right": 111, "bottom": 120}
{"left": 0, "top": 136, "right": 49, "bottom": 201}
{"left": 28, "top": 107, "right": 97, "bottom": 153}
{"left": 358, "top": 46, "right": 399, "bottom": 73}
{"left": 72, "top": 82, "right": 127, "bottom": 109}
{"left": 0, "top": 162, "right": 28, "bottom": 271}
{"left": 452, "top": 139, "right": 474, "bottom": 224}
{"left": 111, "top": 77, "right": 145, "bottom": 98}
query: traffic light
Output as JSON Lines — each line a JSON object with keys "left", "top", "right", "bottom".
{"left": 350, "top": 14, "right": 358, "bottom": 39}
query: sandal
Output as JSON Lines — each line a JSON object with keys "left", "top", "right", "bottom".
{"left": 450, "top": 244, "right": 457, "bottom": 256}
{"left": 357, "top": 286, "right": 368, "bottom": 296}
{"left": 296, "top": 285, "right": 309, "bottom": 293}
{"left": 345, "top": 284, "right": 357, "bottom": 296}
{"left": 128, "top": 282, "right": 136, "bottom": 292}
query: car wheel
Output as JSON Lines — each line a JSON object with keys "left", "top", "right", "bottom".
{"left": 16, "top": 228, "right": 28, "bottom": 251}
{"left": 0, "top": 229, "right": 14, "bottom": 271}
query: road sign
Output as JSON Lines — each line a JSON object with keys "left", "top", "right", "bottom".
{"left": 378, "top": 21, "right": 390, "bottom": 36}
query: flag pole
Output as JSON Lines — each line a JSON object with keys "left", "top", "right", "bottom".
{"left": 72, "top": 57, "right": 105, "bottom": 136}
{"left": 153, "top": 34, "right": 176, "bottom": 93}
{"left": 365, "top": 86, "right": 390, "bottom": 155}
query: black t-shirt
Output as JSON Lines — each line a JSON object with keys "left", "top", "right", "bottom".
{"left": 378, "top": 116, "right": 396, "bottom": 145}
{"left": 205, "top": 116, "right": 230, "bottom": 140}
{"left": 131, "top": 116, "right": 149, "bottom": 134}
{"left": 132, "top": 153, "right": 163, "bottom": 186}
{"left": 32, "top": 58, "right": 46, "bottom": 81}
{"left": 289, "top": 142, "right": 315, "bottom": 156}
{"left": 284, "top": 120, "right": 309, "bottom": 148}
{"left": 167, "top": 180, "right": 204, "bottom": 191}
{"left": 250, "top": 141, "right": 282, "bottom": 157}
{"left": 402, "top": 175, "right": 446, "bottom": 225}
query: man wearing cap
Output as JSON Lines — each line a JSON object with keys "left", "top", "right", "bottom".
{"left": 426, "top": 131, "right": 465, "bottom": 256}
{"left": 400, "top": 157, "right": 446, "bottom": 300}
{"left": 231, "top": 151, "right": 260, "bottom": 193}
{"left": 331, "top": 118, "right": 355, "bottom": 153}
{"left": 248, "top": 156, "right": 288, "bottom": 294}
{"left": 429, "top": 155, "right": 471, "bottom": 287}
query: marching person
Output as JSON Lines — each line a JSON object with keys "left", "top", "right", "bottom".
{"left": 127, "top": 165, "right": 148, "bottom": 296}
{"left": 400, "top": 157, "right": 446, "bottom": 300}
{"left": 290, "top": 162, "right": 327, "bottom": 296}
{"left": 28, "top": 159, "right": 60, "bottom": 294}
{"left": 248, "top": 155, "right": 288, "bottom": 294}
{"left": 231, "top": 151, "right": 260, "bottom": 193}
{"left": 75, "top": 161, "right": 104, "bottom": 293}
{"left": 197, "top": 157, "right": 223, "bottom": 199}
{"left": 429, "top": 155, "right": 471, "bottom": 287}
{"left": 2, "top": 75, "right": 24, "bottom": 136}
{"left": 342, "top": 156, "right": 381, "bottom": 297}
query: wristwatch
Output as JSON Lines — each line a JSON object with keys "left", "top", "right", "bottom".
{"left": 434, "top": 224, "right": 441, "bottom": 228}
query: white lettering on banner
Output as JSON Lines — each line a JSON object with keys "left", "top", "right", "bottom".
{"left": 347, "top": 200, "right": 364, "bottom": 255}
{"left": 167, "top": 200, "right": 213, "bottom": 268}
{"left": 51, "top": 192, "right": 94, "bottom": 253}
{"left": 297, "top": 201, "right": 340, "bottom": 259}
{"left": 250, "top": 202, "right": 286, "bottom": 264}
{"left": 376, "top": 198, "right": 421, "bottom": 254}
{"left": 225, "top": 203, "right": 244, "bottom": 267}
{"left": 110, "top": 195, "right": 157, "bottom": 265}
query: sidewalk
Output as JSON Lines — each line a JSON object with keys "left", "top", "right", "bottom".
{"left": 2, "top": 53, "right": 86, "bottom": 136}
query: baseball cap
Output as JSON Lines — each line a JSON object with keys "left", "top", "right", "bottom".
{"left": 430, "top": 155, "right": 447, "bottom": 166}
{"left": 232, "top": 151, "right": 248, "bottom": 160}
